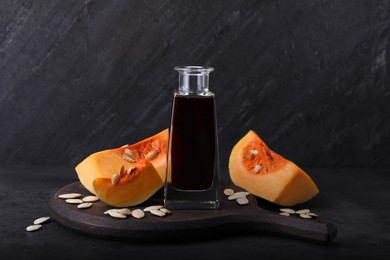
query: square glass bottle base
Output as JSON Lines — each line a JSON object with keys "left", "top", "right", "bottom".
{"left": 164, "top": 183, "right": 220, "bottom": 210}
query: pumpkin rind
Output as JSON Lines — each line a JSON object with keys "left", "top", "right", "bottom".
{"left": 229, "top": 130, "right": 319, "bottom": 206}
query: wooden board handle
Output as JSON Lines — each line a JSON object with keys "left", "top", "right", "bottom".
{"left": 244, "top": 212, "right": 337, "bottom": 243}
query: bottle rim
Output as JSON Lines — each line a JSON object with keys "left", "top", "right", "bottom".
{"left": 175, "top": 66, "right": 214, "bottom": 75}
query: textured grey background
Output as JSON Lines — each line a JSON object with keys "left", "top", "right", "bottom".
{"left": 0, "top": 0, "right": 389, "bottom": 167}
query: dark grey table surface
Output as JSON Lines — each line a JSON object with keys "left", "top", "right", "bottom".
{"left": 1, "top": 166, "right": 389, "bottom": 259}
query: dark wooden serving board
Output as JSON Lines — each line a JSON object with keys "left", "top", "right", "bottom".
{"left": 49, "top": 182, "right": 337, "bottom": 243}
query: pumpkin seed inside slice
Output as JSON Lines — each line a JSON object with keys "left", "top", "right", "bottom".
{"left": 146, "top": 150, "right": 158, "bottom": 160}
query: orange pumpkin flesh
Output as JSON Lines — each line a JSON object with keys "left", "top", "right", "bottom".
{"left": 75, "top": 129, "right": 168, "bottom": 194}
{"left": 93, "top": 160, "right": 163, "bottom": 207}
{"left": 229, "top": 130, "right": 319, "bottom": 206}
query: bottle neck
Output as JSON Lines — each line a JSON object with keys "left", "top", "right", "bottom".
{"left": 175, "top": 66, "right": 214, "bottom": 96}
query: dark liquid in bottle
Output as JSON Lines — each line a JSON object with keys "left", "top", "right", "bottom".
{"left": 170, "top": 95, "right": 217, "bottom": 191}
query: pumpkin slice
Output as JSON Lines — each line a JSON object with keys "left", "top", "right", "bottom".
{"left": 75, "top": 129, "right": 168, "bottom": 194}
{"left": 93, "top": 160, "right": 163, "bottom": 207}
{"left": 229, "top": 130, "right": 319, "bottom": 206}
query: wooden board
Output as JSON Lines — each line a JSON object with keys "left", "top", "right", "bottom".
{"left": 49, "top": 182, "right": 337, "bottom": 243}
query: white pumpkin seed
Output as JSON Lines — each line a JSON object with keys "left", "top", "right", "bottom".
{"left": 82, "top": 195, "right": 99, "bottom": 203}
{"left": 254, "top": 164, "right": 261, "bottom": 173}
{"left": 104, "top": 209, "right": 120, "bottom": 215}
{"left": 118, "top": 208, "right": 132, "bottom": 215}
{"left": 78, "top": 202, "right": 93, "bottom": 209}
{"left": 58, "top": 193, "right": 82, "bottom": 199}
{"left": 145, "top": 150, "right": 158, "bottom": 160}
{"left": 126, "top": 167, "right": 136, "bottom": 175}
{"left": 223, "top": 188, "right": 235, "bottom": 196}
{"left": 296, "top": 209, "right": 310, "bottom": 214}
{"left": 307, "top": 212, "right": 318, "bottom": 217}
{"left": 236, "top": 197, "right": 249, "bottom": 205}
{"left": 108, "top": 211, "right": 127, "bottom": 219}
{"left": 124, "top": 149, "right": 136, "bottom": 159}
{"left": 246, "top": 154, "right": 254, "bottom": 160}
{"left": 26, "top": 224, "right": 42, "bottom": 232}
{"left": 279, "top": 212, "right": 290, "bottom": 216}
{"left": 150, "top": 209, "right": 166, "bottom": 217}
{"left": 299, "top": 213, "right": 312, "bottom": 219}
{"left": 131, "top": 209, "right": 145, "bottom": 219}
{"left": 33, "top": 216, "right": 50, "bottom": 225}
{"left": 280, "top": 208, "right": 296, "bottom": 214}
{"left": 143, "top": 205, "right": 163, "bottom": 212}
{"left": 111, "top": 173, "right": 120, "bottom": 185}
{"left": 228, "top": 192, "right": 250, "bottom": 200}
{"left": 160, "top": 208, "right": 171, "bottom": 214}
{"left": 246, "top": 149, "right": 259, "bottom": 160}
{"left": 65, "top": 199, "right": 83, "bottom": 204}
{"left": 121, "top": 144, "right": 129, "bottom": 148}
{"left": 123, "top": 153, "right": 136, "bottom": 163}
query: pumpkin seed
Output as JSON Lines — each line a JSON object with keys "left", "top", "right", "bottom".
{"left": 118, "top": 208, "right": 132, "bottom": 215}
{"left": 124, "top": 149, "right": 136, "bottom": 159}
{"left": 254, "top": 164, "right": 261, "bottom": 173}
{"left": 228, "top": 191, "right": 250, "bottom": 200}
{"left": 108, "top": 211, "right": 127, "bottom": 219}
{"left": 104, "top": 209, "right": 120, "bottom": 215}
{"left": 26, "top": 224, "right": 42, "bottom": 232}
{"left": 33, "top": 216, "right": 50, "bottom": 225}
{"left": 65, "top": 199, "right": 83, "bottom": 204}
{"left": 296, "top": 209, "right": 310, "bottom": 214}
{"left": 307, "top": 212, "right": 318, "bottom": 217}
{"left": 58, "top": 193, "right": 82, "bottom": 199}
{"left": 126, "top": 167, "right": 136, "bottom": 175}
{"left": 120, "top": 165, "right": 125, "bottom": 177}
{"left": 223, "top": 188, "right": 235, "bottom": 196}
{"left": 143, "top": 205, "right": 163, "bottom": 212}
{"left": 146, "top": 150, "right": 158, "bottom": 160}
{"left": 236, "top": 197, "right": 249, "bottom": 205}
{"left": 121, "top": 144, "right": 129, "bottom": 148}
{"left": 131, "top": 209, "right": 145, "bottom": 219}
{"left": 280, "top": 208, "right": 296, "bottom": 214}
{"left": 77, "top": 202, "right": 93, "bottom": 209}
{"left": 250, "top": 149, "right": 259, "bottom": 155}
{"left": 160, "top": 208, "right": 171, "bottom": 214}
{"left": 82, "top": 196, "right": 99, "bottom": 203}
{"left": 299, "top": 213, "right": 312, "bottom": 219}
{"left": 150, "top": 209, "right": 166, "bottom": 217}
{"left": 111, "top": 173, "right": 120, "bottom": 185}
{"left": 123, "top": 153, "right": 136, "bottom": 163}
{"left": 279, "top": 212, "right": 290, "bottom": 216}
{"left": 246, "top": 154, "right": 254, "bottom": 160}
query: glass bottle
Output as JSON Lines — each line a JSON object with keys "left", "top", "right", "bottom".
{"left": 164, "top": 66, "right": 220, "bottom": 209}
